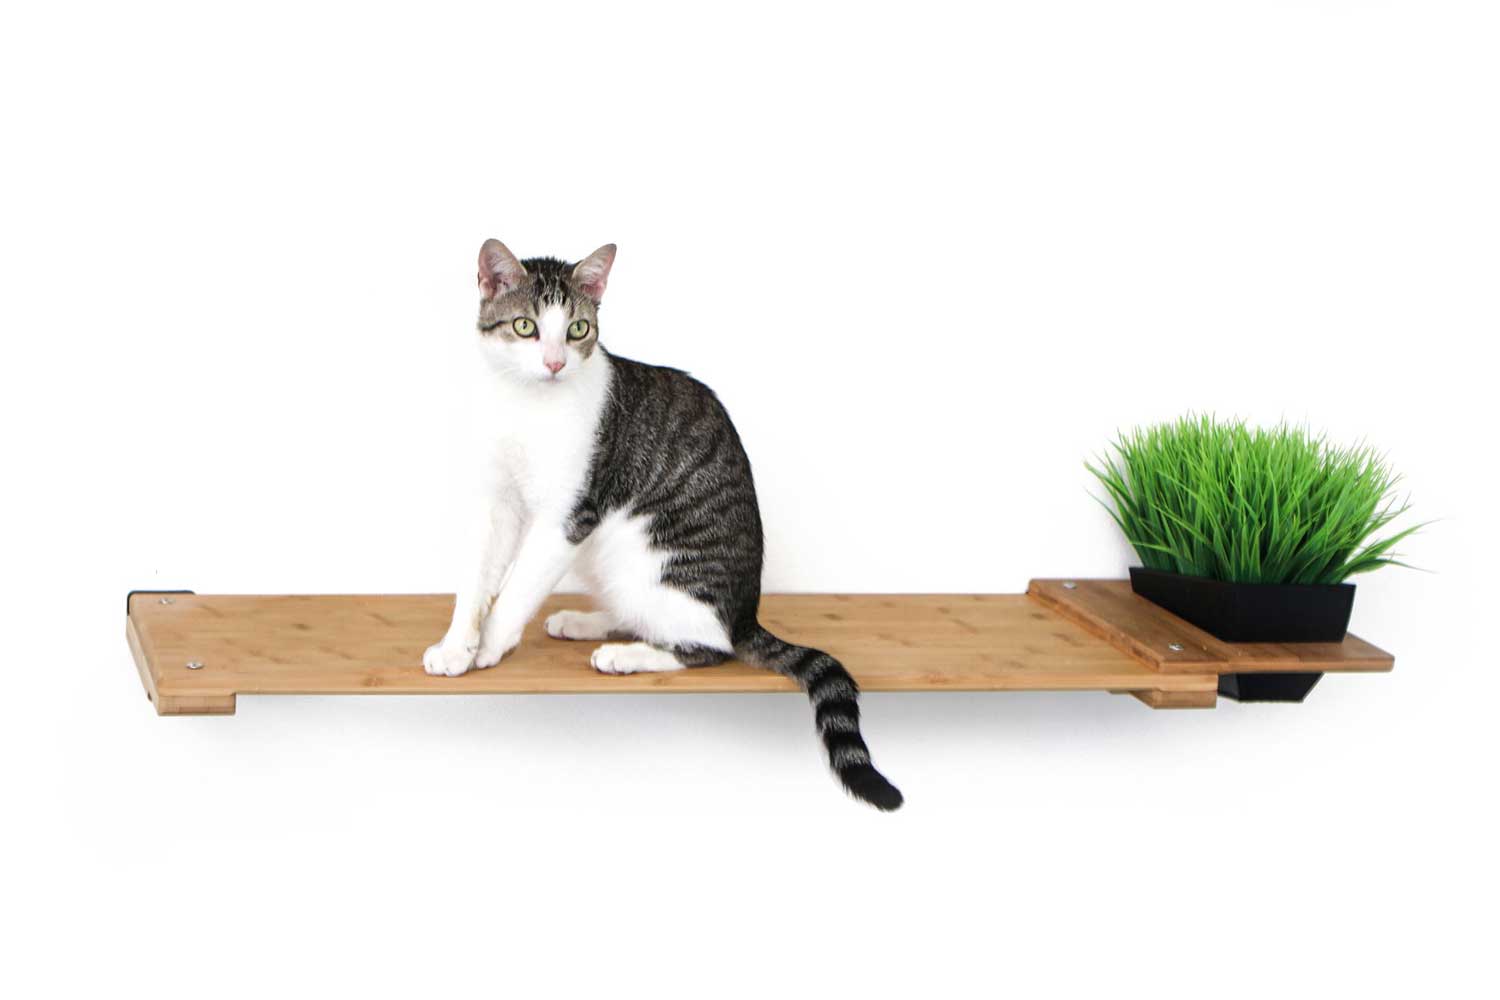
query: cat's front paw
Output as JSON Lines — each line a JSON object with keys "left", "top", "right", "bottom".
{"left": 474, "top": 626, "right": 522, "bottom": 669}
{"left": 423, "top": 640, "right": 476, "bottom": 677}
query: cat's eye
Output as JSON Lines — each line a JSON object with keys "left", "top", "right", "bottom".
{"left": 512, "top": 317, "right": 537, "bottom": 337}
{"left": 567, "top": 319, "right": 591, "bottom": 341}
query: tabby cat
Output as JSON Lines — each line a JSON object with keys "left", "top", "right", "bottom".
{"left": 423, "top": 240, "right": 902, "bottom": 810}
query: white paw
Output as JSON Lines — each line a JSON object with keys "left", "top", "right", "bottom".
{"left": 545, "top": 610, "right": 615, "bottom": 641}
{"left": 589, "top": 644, "right": 628, "bottom": 674}
{"left": 474, "top": 627, "right": 522, "bottom": 669}
{"left": 423, "top": 641, "right": 476, "bottom": 677}
{"left": 590, "top": 642, "right": 684, "bottom": 675}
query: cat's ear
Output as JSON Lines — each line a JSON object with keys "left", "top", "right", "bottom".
{"left": 572, "top": 244, "right": 616, "bottom": 304}
{"left": 478, "top": 239, "right": 527, "bottom": 299}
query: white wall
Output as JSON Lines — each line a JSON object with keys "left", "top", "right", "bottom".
{"left": 5, "top": 2, "right": 1495, "bottom": 997}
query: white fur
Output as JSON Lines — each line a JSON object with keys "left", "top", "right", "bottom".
{"left": 573, "top": 509, "right": 734, "bottom": 655}
{"left": 535, "top": 303, "right": 571, "bottom": 375}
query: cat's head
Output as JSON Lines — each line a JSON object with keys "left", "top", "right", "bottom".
{"left": 474, "top": 239, "right": 615, "bottom": 383}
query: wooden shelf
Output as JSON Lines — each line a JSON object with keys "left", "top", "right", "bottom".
{"left": 125, "top": 580, "right": 1393, "bottom": 716}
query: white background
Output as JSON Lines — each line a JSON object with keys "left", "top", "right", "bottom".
{"left": 4, "top": 2, "right": 1496, "bottom": 996}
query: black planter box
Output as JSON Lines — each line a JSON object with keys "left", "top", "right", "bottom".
{"left": 1218, "top": 672, "right": 1323, "bottom": 702}
{"left": 1129, "top": 567, "right": 1355, "bottom": 643}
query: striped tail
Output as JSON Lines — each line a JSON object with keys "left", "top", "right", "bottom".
{"left": 735, "top": 626, "right": 903, "bottom": 811}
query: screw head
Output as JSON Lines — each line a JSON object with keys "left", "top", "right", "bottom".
{"left": 185, "top": 660, "right": 204, "bottom": 670}
{"left": 159, "top": 597, "right": 175, "bottom": 605}
{"left": 1167, "top": 643, "right": 1184, "bottom": 652}
{"left": 1062, "top": 581, "right": 1078, "bottom": 590}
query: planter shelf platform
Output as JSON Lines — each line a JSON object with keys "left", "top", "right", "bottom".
{"left": 125, "top": 579, "right": 1394, "bottom": 716}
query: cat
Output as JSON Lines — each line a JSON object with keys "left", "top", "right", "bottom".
{"left": 423, "top": 239, "right": 902, "bottom": 810}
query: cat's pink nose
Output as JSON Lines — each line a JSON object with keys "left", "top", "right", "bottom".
{"left": 545, "top": 360, "right": 565, "bottom": 375}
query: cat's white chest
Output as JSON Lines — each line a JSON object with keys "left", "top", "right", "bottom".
{"left": 480, "top": 362, "right": 610, "bottom": 515}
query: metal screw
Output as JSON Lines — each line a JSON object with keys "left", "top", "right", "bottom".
{"left": 1167, "top": 643, "right": 1184, "bottom": 652}
{"left": 185, "top": 660, "right": 204, "bottom": 670}
{"left": 159, "top": 597, "right": 175, "bottom": 605}
{"left": 1062, "top": 581, "right": 1078, "bottom": 590}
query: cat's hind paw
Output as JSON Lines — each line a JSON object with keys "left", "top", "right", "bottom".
{"left": 590, "top": 642, "right": 686, "bottom": 675}
{"left": 545, "top": 610, "right": 618, "bottom": 641}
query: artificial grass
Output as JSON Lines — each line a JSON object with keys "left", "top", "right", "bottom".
{"left": 1087, "top": 415, "right": 1418, "bottom": 585}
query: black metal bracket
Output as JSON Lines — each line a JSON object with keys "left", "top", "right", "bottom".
{"left": 126, "top": 589, "right": 196, "bottom": 614}
{"left": 1218, "top": 672, "right": 1323, "bottom": 703}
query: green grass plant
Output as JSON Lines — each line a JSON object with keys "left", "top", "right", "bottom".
{"left": 1087, "top": 415, "right": 1418, "bottom": 585}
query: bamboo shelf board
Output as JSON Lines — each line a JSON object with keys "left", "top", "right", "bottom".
{"left": 125, "top": 581, "right": 1393, "bottom": 716}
